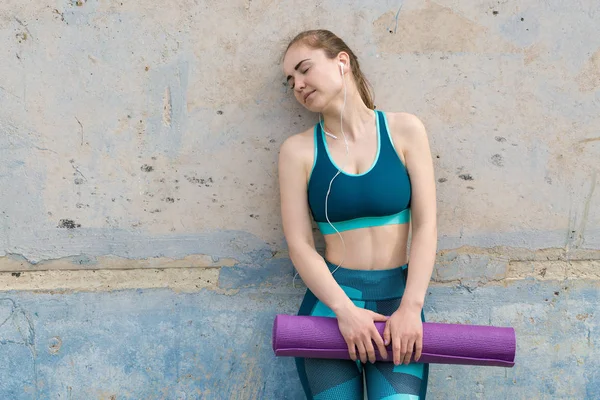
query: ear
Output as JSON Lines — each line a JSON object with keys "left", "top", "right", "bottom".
{"left": 337, "top": 52, "right": 350, "bottom": 73}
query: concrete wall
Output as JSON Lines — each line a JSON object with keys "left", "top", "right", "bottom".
{"left": 1, "top": 0, "right": 598, "bottom": 398}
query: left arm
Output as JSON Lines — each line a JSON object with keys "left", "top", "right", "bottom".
{"left": 401, "top": 113, "right": 437, "bottom": 312}
{"left": 384, "top": 113, "right": 438, "bottom": 365}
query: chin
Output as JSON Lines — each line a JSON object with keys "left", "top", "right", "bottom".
{"left": 303, "top": 103, "right": 319, "bottom": 112}
{"left": 303, "top": 98, "right": 325, "bottom": 113}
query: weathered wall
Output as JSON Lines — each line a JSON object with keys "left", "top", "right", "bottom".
{"left": 0, "top": 0, "right": 598, "bottom": 398}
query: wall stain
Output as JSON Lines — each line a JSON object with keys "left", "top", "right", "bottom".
{"left": 575, "top": 49, "right": 600, "bottom": 92}
{"left": 373, "top": 1, "right": 519, "bottom": 54}
{"left": 491, "top": 154, "right": 504, "bottom": 167}
{"left": 52, "top": 9, "right": 65, "bottom": 22}
{"left": 48, "top": 336, "right": 62, "bottom": 355}
{"left": 185, "top": 175, "right": 213, "bottom": 187}
{"left": 579, "top": 137, "right": 600, "bottom": 144}
{"left": 16, "top": 32, "right": 28, "bottom": 43}
{"left": 386, "top": 2, "right": 404, "bottom": 34}
{"left": 14, "top": 17, "right": 33, "bottom": 40}
{"left": 58, "top": 219, "right": 81, "bottom": 229}
{"left": 576, "top": 313, "right": 590, "bottom": 321}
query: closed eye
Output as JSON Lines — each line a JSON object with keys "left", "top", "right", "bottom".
{"left": 286, "top": 58, "right": 312, "bottom": 90}
{"left": 290, "top": 68, "right": 310, "bottom": 90}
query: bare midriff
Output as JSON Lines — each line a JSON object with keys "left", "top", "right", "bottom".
{"left": 322, "top": 223, "right": 410, "bottom": 270}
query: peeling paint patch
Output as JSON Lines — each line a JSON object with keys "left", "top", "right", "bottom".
{"left": 1, "top": 230, "right": 272, "bottom": 265}
{"left": 219, "top": 257, "right": 294, "bottom": 290}
{"left": 0, "top": 254, "right": 237, "bottom": 272}
{"left": 145, "top": 58, "right": 189, "bottom": 158}
{"left": 0, "top": 268, "right": 221, "bottom": 293}
{"left": 433, "top": 246, "right": 600, "bottom": 284}
{"left": 162, "top": 86, "right": 172, "bottom": 127}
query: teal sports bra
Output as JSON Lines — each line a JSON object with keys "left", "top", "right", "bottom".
{"left": 307, "top": 110, "right": 411, "bottom": 235}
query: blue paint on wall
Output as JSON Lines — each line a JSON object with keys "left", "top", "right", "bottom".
{"left": 0, "top": 288, "right": 304, "bottom": 399}
{"left": 218, "top": 257, "right": 295, "bottom": 289}
{"left": 5, "top": 229, "right": 273, "bottom": 265}
{"left": 0, "top": 279, "right": 598, "bottom": 399}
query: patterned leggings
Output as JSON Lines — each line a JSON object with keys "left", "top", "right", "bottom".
{"left": 295, "top": 262, "right": 428, "bottom": 400}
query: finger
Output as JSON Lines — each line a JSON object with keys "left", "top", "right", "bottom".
{"left": 365, "top": 335, "right": 376, "bottom": 364}
{"left": 400, "top": 338, "right": 408, "bottom": 365}
{"left": 403, "top": 339, "right": 414, "bottom": 365}
{"left": 383, "top": 320, "right": 391, "bottom": 346}
{"left": 370, "top": 311, "right": 389, "bottom": 322}
{"left": 356, "top": 341, "right": 367, "bottom": 364}
{"left": 393, "top": 336, "right": 402, "bottom": 365}
{"left": 346, "top": 340, "right": 357, "bottom": 362}
{"left": 415, "top": 336, "right": 423, "bottom": 361}
{"left": 372, "top": 327, "right": 388, "bottom": 360}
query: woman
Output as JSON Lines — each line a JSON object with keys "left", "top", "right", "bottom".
{"left": 278, "top": 30, "right": 437, "bottom": 400}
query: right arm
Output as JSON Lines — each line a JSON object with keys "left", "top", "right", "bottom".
{"left": 278, "top": 134, "right": 353, "bottom": 314}
{"left": 278, "top": 134, "right": 388, "bottom": 363}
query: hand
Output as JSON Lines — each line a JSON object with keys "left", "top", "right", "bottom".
{"left": 336, "top": 305, "right": 389, "bottom": 363}
{"left": 383, "top": 304, "right": 423, "bottom": 365}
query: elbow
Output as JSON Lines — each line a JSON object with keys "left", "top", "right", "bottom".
{"left": 412, "top": 221, "right": 437, "bottom": 237}
{"left": 287, "top": 239, "right": 316, "bottom": 263}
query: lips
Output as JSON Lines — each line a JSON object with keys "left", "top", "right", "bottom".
{"left": 303, "top": 90, "right": 315, "bottom": 103}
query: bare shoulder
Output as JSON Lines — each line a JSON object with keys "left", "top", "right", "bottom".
{"left": 385, "top": 111, "right": 428, "bottom": 141}
{"left": 278, "top": 126, "right": 315, "bottom": 174}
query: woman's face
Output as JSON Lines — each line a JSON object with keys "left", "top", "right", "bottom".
{"left": 283, "top": 44, "right": 342, "bottom": 112}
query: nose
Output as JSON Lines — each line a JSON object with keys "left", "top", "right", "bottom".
{"left": 294, "top": 76, "right": 306, "bottom": 91}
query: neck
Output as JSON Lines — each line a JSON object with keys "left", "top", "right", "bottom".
{"left": 320, "top": 84, "right": 374, "bottom": 141}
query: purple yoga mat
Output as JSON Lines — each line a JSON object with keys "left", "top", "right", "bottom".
{"left": 272, "top": 314, "right": 516, "bottom": 367}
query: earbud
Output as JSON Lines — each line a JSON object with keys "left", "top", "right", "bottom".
{"left": 339, "top": 62, "right": 344, "bottom": 75}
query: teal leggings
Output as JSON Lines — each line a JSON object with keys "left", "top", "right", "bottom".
{"left": 295, "top": 262, "right": 429, "bottom": 400}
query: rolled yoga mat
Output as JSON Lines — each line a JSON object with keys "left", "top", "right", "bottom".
{"left": 272, "top": 314, "right": 516, "bottom": 367}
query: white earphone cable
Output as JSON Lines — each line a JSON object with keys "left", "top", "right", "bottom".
{"left": 322, "top": 67, "right": 349, "bottom": 276}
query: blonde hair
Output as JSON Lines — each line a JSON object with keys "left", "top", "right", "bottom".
{"left": 286, "top": 30, "right": 375, "bottom": 109}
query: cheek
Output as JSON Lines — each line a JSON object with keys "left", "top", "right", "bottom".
{"left": 314, "top": 71, "right": 336, "bottom": 94}
{"left": 293, "top": 90, "right": 302, "bottom": 102}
